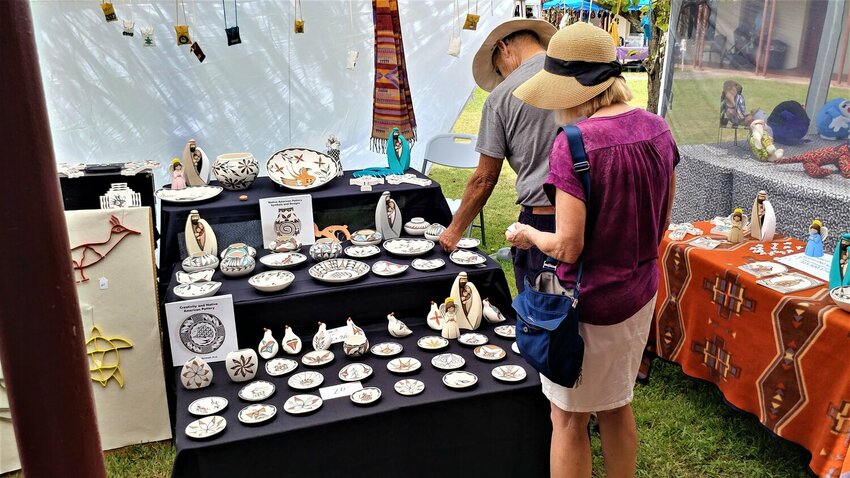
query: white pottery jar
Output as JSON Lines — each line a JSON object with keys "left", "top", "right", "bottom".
{"left": 225, "top": 349, "right": 258, "bottom": 382}
{"left": 220, "top": 255, "right": 256, "bottom": 277}
{"left": 309, "top": 238, "right": 342, "bottom": 262}
{"left": 213, "top": 153, "right": 259, "bottom": 191}
{"left": 343, "top": 334, "right": 369, "bottom": 358}
{"left": 404, "top": 217, "right": 430, "bottom": 236}
{"left": 424, "top": 223, "right": 446, "bottom": 242}
{"left": 180, "top": 356, "right": 213, "bottom": 389}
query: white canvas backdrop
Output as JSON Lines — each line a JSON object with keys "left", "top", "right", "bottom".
{"left": 31, "top": 0, "right": 511, "bottom": 186}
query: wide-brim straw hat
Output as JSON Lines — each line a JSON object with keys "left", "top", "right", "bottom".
{"left": 472, "top": 18, "right": 557, "bottom": 92}
{"left": 514, "top": 22, "right": 620, "bottom": 110}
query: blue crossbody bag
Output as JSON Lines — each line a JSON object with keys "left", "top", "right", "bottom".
{"left": 512, "top": 125, "right": 589, "bottom": 388}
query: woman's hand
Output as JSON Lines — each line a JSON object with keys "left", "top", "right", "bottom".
{"left": 505, "top": 222, "right": 537, "bottom": 250}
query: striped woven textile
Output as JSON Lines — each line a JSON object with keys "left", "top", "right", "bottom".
{"left": 371, "top": 0, "right": 416, "bottom": 152}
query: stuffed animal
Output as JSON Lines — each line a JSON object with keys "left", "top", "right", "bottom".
{"left": 774, "top": 143, "right": 850, "bottom": 178}
{"left": 815, "top": 98, "right": 850, "bottom": 140}
{"left": 767, "top": 101, "right": 810, "bottom": 145}
{"left": 720, "top": 80, "right": 753, "bottom": 128}
{"left": 748, "top": 120, "right": 783, "bottom": 162}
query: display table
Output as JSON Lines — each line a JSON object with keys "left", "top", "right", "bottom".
{"left": 158, "top": 170, "right": 453, "bottom": 282}
{"left": 616, "top": 46, "right": 648, "bottom": 62}
{"left": 650, "top": 222, "right": 850, "bottom": 478}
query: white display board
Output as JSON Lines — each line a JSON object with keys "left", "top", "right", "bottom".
{"left": 165, "top": 295, "right": 240, "bottom": 366}
{"left": 259, "top": 194, "right": 315, "bottom": 247}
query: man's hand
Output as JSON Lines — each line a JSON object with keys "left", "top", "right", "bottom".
{"left": 439, "top": 225, "right": 464, "bottom": 252}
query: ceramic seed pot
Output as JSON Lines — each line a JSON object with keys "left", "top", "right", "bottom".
{"left": 213, "top": 152, "right": 259, "bottom": 191}
{"left": 220, "top": 243, "right": 257, "bottom": 259}
{"left": 309, "top": 238, "right": 342, "bottom": 262}
{"left": 220, "top": 255, "right": 256, "bottom": 277}
{"left": 343, "top": 334, "right": 369, "bottom": 358}
{"left": 182, "top": 252, "right": 220, "bottom": 272}
{"left": 226, "top": 349, "right": 258, "bottom": 382}
{"left": 181, "top": 356, "right": 213, "bottom": 389}
{"left": 404, "top": 217, "right": 430, "bottom": 236}
{"left": 424, "top": 223, "right": 446, "bottom": 242}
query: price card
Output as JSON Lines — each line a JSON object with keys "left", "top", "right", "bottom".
{"left": 327, "top": 326, "right": 349, "bottom": 344}
{"left": 319, "top": 382, "right": 362, "bottom": 400}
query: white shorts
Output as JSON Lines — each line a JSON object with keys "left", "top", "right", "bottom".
{"left": 541, "top": 294, "right": 657, "bottom": 413}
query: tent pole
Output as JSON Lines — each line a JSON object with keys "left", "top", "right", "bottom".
{"left": 838, "top": 9, "right": 850, "bottom": 85}
{"left": 0, "top": 1, "right": 106, "bottom": 477}
{"left": 754, "top": 0, "right": 769, "bottom": 75}
{"left": 760, "top": 0, "right": 776, "bottom": 77}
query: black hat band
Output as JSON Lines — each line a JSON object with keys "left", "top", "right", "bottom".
{"left": 544, "top": 56, "right": 623, "bottom": 87}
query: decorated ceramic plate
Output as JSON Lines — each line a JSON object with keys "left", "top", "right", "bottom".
{"left": 176, "top": 270, "right": 215, "bottom": 285}
{"left": 458, "top": 333, "right": 488, "bottom": 346}
{"left": 417, "top": 336, "right": 449, "bottom": 351}
{"left": 474, "top": 344, "right": 507, "bottom": 361}
{"left": 383, "top": 238, "right": 435, "bottom": 257}
{"left": 442, "top": 370, "right": 478, "bottom": 389}
{"left": 449, "top": 249, "right": 487, "bottom": 266}
{"left": 174, "top": 281, "right": 222, "bottom": 300}
{"left": 456, "top": 237, "right": 481, "bottom": 249}
{"left": 301, "top": 350, "right": 335, "bottom": 367}
{"left": 248, "top": 270, "right": 295, "bottom": 293}
{"left": 338, "top": 363, "right": 373, "bottom": 382}
{"left": 411, "top": 258, "right": 446, "bottom": 271}
{"left": 344, "top": 245, "right": 381, "bottom": 258}
{"left": 511, "top": 342, "right": 520, "bottom": 355}
{"left": 492, "top": 364, "right": 527, "bottom": 383}
{"left": 185, "top": 415, "right": 227, "bottom": 439}
{"left": 431, "top": 353, "right": 465, "bottom": 371}
{"left": 394, "top": 379, "right": 425, "bottom": 396}
{"left": 387, "top": 357, "right": 422, "bottom": 374}
{"left": 283, "top": 394, "right": 323, "bottom": 415}
{"left": 156, "top": 185, "right": 223, "bottom": 203}
{"left": 237, "top": 404, "right": 277, "bottom": 425}
{"left": 308, "top": 259, "right": 369, "bottom": 283}
{"left": 288, "top": 371, "right": 324, "bottom": 390}
{"left": 265, "top": 358, "right": 298, "bottom": 377}
{"left": 371, "top": 342, "right": 403, "bottom": 357}
{"left": 188, "top": 396, "right": 228, "bottom": 417}
{"left": 350, "top": 387, "right": 382, "bottom": 406}
{"left": 350, "top": 229, "right": 383, "bottom": 246}
{"left": 266, "top": 148, "right": 340, "bottom": 191}
{"left": 238, "top": 380, "right": 276, "bottom": 402}
{"left": 371, "top": 260, "right": 409, "bottom": 277}
{"left": 494, "top": 325, "right": 516, "bottom": 339}
{"left": 259, "top": 252, "right": 307, "bottom": 269}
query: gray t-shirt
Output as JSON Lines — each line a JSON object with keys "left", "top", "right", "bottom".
{"left": 476, "top": 52, "right": 554, "bottom": 207}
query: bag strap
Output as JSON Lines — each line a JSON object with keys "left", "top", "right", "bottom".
{"left": 559, "top": 125, "right": 590, "bottom": 300}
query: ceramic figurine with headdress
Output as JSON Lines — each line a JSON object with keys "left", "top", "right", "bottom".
{"left": 805, "top": 219, "right": 828, "bottom": 257}
{"left": 750, "top": 190, "right": 776, "bottom": 241}
{"left": 375, "top": 191, "right": 402, "bottom": 239}
{"left": 830, "top": 233, "right": 850, "bottom": 289}
{"left": 727, "top": 208, "right": 746, "bottom": 243}
{"left": 170, "top": 158, "right": 187, "bottom": 190}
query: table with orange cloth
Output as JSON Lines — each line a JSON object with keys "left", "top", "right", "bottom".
{"left": 648, "top": 221, "right": 850, "bottom": 478}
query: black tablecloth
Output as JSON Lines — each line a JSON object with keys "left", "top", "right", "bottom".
{"left": 159, "top": 170, "right": 453, "bottom": 283}
{"left": 172, "top": 320, "right": 551, "bottom": 478}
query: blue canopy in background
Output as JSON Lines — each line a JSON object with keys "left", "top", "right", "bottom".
{"left": 542, "top": 0, "right": 607, "bottom": 11}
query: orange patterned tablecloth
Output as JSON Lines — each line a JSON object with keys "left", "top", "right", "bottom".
{"left": 651, "top": 222, "right": 850, "bottom": 478}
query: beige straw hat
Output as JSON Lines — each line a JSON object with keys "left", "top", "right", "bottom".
{"left": 472, "top": 18, "right": 557, "bottom": 92}
{"left": 513, "top": 22, "right": 621, "bottom": 110}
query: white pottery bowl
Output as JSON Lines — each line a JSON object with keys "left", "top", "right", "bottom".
{"left": 213, "top": 153, "right": 259, "bottom": 191}
{"left": 268, "top": 235, "right": 301, "bottom": 253}
{"left": 174, "top": 281, "right": 222, "bottom": 300}
{"left": 182, "top": 253, "right": 220, "bottom": 272}
{"left": 343, "top": 334, "right": 369, "bottom": 358}
{"left": 248, "top": 271, "right": 295, "bottom": 292}
{"left": 830, "top": 286, "right": 850, "bottom": 313}
{"left": 424, "top": 223, "right": 446, "bottom": 242}
{"left": 350, "top": 229, "right": 383, "bottom": 246}
{"left": 309, "top": 238, "right": 342, "bottom": 261}
{"left": 403, "top": 217, "right": 430, "bottom": 236}
{"left": 220, "top": 255, "right": 256, "bottom": 277}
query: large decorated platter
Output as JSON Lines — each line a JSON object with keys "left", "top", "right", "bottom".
{"left": 308, "top": 259, "right": 369, "bottom": 283}
{"left": 383, "top": 238, "right": 435, "bottom": 257}
{"left": 155, "top": 185, "right": 223, "bottom": 203}
{"left": 266, "top": 148, "right": 340, "bottom": 191}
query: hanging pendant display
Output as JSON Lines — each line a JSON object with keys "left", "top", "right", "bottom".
{"left": 346, "top": 0, "right": 358, "bottom": 69}
{"left": 141, "top": 26, "right": 155, "bottom": 46}
{"left": 175, "top": 0, "right": 191, "bottom": 45}
{"left": 463, "top": 0, "right": 479, "bottom": 30}
{"left": 123, "top": 19, "right": 135, "bottom": 37}
{"left": 101, "top": 1, "right": 118, "bottom": 22}
{"left": 223, "top": 0, "right": 242, "bottom": 45}
{"left": 294, "top": 0, "right": 305, "bottom": 33}
{"left": 448, "top": 0, "right": 461, "bottom": 57}
{"left": 191, "top": 42, "right": 206, "bottom": 62}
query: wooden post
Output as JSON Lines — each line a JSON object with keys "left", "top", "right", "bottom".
{"left": 0, "top": 1, "right": 107, "bottom": 477}
{"left": 754, "top": 0, "right": 769, "bottom": 74}
{"left": 839, "top": 11, "right": 850, "bottom": 85}
{"left": 761, "top": 0, "right": 777, "bottom": 77}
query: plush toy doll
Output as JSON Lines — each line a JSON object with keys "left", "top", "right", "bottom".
{"left": 748, "top": 120, "right": 783, "bottom": 162}
{"left": 774, "top": 143, "right": 850, "bottom": 178}
{"left": 815, "top": 98, "right": 850, "bottom": 140}
{"left": 720, "top": 80, "right": 753, "bottom": 128}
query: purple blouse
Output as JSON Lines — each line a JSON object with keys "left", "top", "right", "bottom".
{"left": 545, "top": 108, "right": 678, "bottom": 326}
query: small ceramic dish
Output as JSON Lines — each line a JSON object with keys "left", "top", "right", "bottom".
{"left": 456, "top": 237, "right": 480, "bottom": 249}
{"left": 383, "top": 238, "right": 435, "bottom": 257}
{"left": 301, "top": 350, "right": 335, "bottom": 367}
{"left": 248, "top": 270, "right": 295, "bottom": 292}
{"left": 442, "top": 370, "right": 478, "bottom": 389}
{"left": 449, "top": 249, "right": 486, "bottom": 266}
{"left": 288, "top": 371, "right": 325, "bottom": 390}
{"left": 431, "top": 353, "right": 465, "bottom": 371}
{"left": 344, "top": 245, "right": 381, "bottom": 258}
{"left": 387, "top": 357, "right": 422, "bottom": 374}
{"left": 174, "top": 281, "right": 222, "bottom": 300}
{"left": 394, "top": 379, "right": 425, "bottom": 396}
{"left": 182, "top": 253, "right": 220, "bottom": 272}
{"left": 830, "top": 286, "right": 850, "bottom": 312}
{"left": 265, "top": 358, "right": 298, "bottom": 377}
{"left": 458, "top": 333, "right": 488, "bottom": 346}
{"left": 338, "top": 363, "right": 373, "bottom": 382}
{"left": 238, "top": 380, "right": 276, "bottom": 402}
{"left": 494, "top": 325, "right": 516, "bottom": 339}
{"left": 350, "top": 387, "right": 382, "bottom": 406}
{"left": 188, "top": 396, "right": 228, "bottom": 417}
{"left": 185, "top": 415, "right": 227, "bottom": 439}
{"left": 350, "top": 229, "right": 383, "bottom": 246}
{"left": 417, "top": 336, "right": 449, "bottom": 351}
{"left": 474, "top": 344, "right": 507, "bottom": 361}
{"left": 156, "top": 185, "right": 223, "bottom": 204}
{"left": 370, "top": 342, "right": 403, "bottom": 357}
{"left": 411, "top": 258, "right": 446, "bottom": 271}
{"left": 259, "top": 252, "right": 307, "bottom": 269}
{"left": 176, "top": 270, "right": 215, "bottom": 285}
{"left": 511, "top": 342, "right": 520, "bottom": 355}
{"left": 237, "top": 404, "right": 277, "bottom": 425}
{"left": 371, "top": 260, "right": 409, "bottom": 277}
{"left": 491, "top": 364, "right": 527, "bottom": 383}
{"left": 283, "top": 394, "right": 323, "bottom": 415}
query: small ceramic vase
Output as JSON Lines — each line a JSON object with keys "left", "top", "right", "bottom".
{"left": 281, "top": 325, "right": 303, "bottom": 355}
{"left": 220, "top": 255, "right": 256, "bottom": 277}
{"left": 424, "top": 223, "right": 446, "bottom": 242}
{"left": 309, "top": 238, "right": 343, "bottom": 262}
{"left": 404, "top": 217, "right": 430, "bottom": 236}
{"left": 387, "top": 312, "right": 412, "bottom": 338}
{"left": 212, "top": 152, "right": 259, "bottom": 191}
{"left": 482, "top": 298, "right": 507, "bottom": 323}
{"left": 226, "top": 349, "right": 258, "bottom": 383}
{"left": 343, "top": 334, "right": 369, "bottom": 358}
{"left": 181, "top": 356, "right": 213, "bottom": 389}
{"left": 312, "top": 322, "right": 332, "bottom": 351}
{"left": 268, "top": 235, "right": 302, "bottom": 253}
{"left": 426, "top": 301, "right": 443, "bottom": 330}
{"left": 258, "top": 328, "right": 279, "bottom": 359}
{"left": 182, "top": 252, "right": 220, "bottom": 272}
{"left": 440, "top": 299, "right": 460, "bottom": 340}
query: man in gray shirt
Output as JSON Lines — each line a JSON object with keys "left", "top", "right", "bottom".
{"left": 440, "top": 18, "right": 558, "bottom": 292}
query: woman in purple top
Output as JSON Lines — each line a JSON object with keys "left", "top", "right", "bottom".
{"left": 508, "top": 23, "right": 677, "bottom": 478}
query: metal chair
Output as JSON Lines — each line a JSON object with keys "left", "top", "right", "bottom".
{"left": 421, "top": 134, "right": 486, "bottom": 246}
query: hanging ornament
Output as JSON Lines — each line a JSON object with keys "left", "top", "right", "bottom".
{"left": 141, "top": 26, "right": 155, "bottom": 46}
{"left": 101, "top": 1, "right": 118, "bottom": 22}
{"left": 123, "top": 19, "right": 135, "bottom": 37}
{"left": 191, "top": 41, "right": 206, "bottom": 63}
{"left": 346, "top": 0, "right": 358, "bottom": 69}
{"left": 223, "top": 0, "right": 241, "bottom": 46}
{"left": 294, "top": 0, "right": 305, "bottom": 33}
{"left": 463, "top": 0, "right": 480, "bottom": 31}
{"left": 175, "top": 0, "right": 191, "bottom": 45}
{"left": 448, "top": 0, "right": 461, "bottom": 57}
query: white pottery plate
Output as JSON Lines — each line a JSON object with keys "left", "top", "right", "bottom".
{"left": 267, "top": 148, "right": 339, "bottom": 191}
{"left": 238, "top": 380, "right": 276, "bottom": 402}
{"left": 458, "top": 333, "right": 488, "bottom": 346}
{"left": 383, "top": 238, "right": 435, "bottom": 257}
{"left": 237, "top": 404, "right": 277, "bottom": 425}
{"left": 494, "top": 325, "right": 516, "bottom": 338}
{"left": 156, "top": 185, "right": 223, "bottom": 203}
{"left": 283, "top": 394, "right": 323, "bottom": 415}
{"left": 417, "top": 336, "right": 449, "bottom": 351}
{"left": 338, "top": 363, "right": 373, "bottom": 382}
{"left": 511, "top": 342, "right": 520, "bottom": 355}
{"left": 474, "top": 344, "right": 507, "bottom": 361}
{"left": 442, "top": 370, "right": 478, "bottom": 389}
{"left": 370, "top": 342, "right": 403, "bottom": 357}
{"left": 387, "top": 357, "right": 422, "bottom": 374}
{"left": 265, "top": 358, "right": 298, "bottom": 377}
{"left": 176, "top": 270, "right": 215, "bottom": 285}
{"left": 449, "top": 249, "right": 487, "bottom": 266}
{"left": 371, "top": 260, "right": 409, "bottom": 277}
{"left": 188, "top": 396, "right": 228, "bottom": 417}
{"left": 492, "top": 364, "right": 527, "bottom": 383}
{"left": 174, "top": 281, "right": 222, "bottom": 300}
{"left": 301, "top": 350, "right": 335, "bottom": 367}
{"left": 288, "top": 371, "right": 325, "bottom": 390}
{"left": 411, "top": 258, "right": 446, "bottom": 271}
{"left": 431, "top": 353, "right": 465, "bottom": 371}
{"left": 308, "top": 259, "right": 370, "bottom": 284}
{"left": 350, "top": 387, "right": 382, "bottom": 406}
{"left": 394, "top": 379, "right": 425, "bottom": 396}
{"left": 456, "top": 238, "right": 481, "bottom": 249}
{"left": 248, "top": 270, "right": 295, "bottom": 292}
{"left": 259, "top": 252, "right": 307, "bottom": 269}
{"left": 185, "top": 415, "right": 227, "bottom": 440}
{"left": 344, "top": 245, "right": 381, "bottom": 259}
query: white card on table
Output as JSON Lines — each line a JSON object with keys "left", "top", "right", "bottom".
{"left": 774, "top": 252, "right": 833, "bottom": 282}
{"left": 165, "top": 294, "right": 239, "bottom": 366}
{"left": 319, "top": 382, "right": 363, "bottom": 400}
{"left": 327, "top": 325, "right": 348, "bottom": 344}
{"left": 756, "top": 273, "right": 824, "bottom": 294}
{"left": 259, "top": 195, "right": 315, "bottom": 247}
